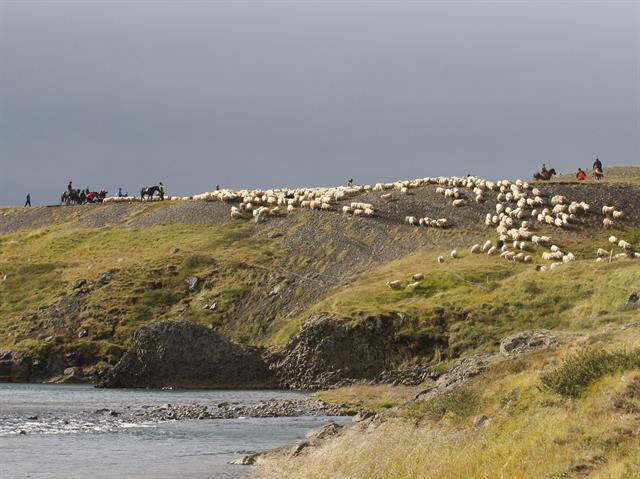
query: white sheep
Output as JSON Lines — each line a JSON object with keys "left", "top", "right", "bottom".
{"left": 386, "top": 280, "right": 402, "bottom": 290}
{"left": 487, "top": 246, "right": 498, "bottom": 256}
{"left": 602, "top": 205, "right": 615, "bottom": 215}
{"left": 437, "top": 256, "right": 445, "bottom": 264}
{"left": 608, "top": 235, "right": 618, "bottom": 244}
{"left": 450, "top": 249, "right": 459, "bottom": 259}
{"left": 412, "top": 273, "right": 424, "bottom": 281}
{"left": 482, "top": 240, "right": 492, "bottom": 251}
{"left": 596, "top": 248, "right": 610, "bottom": 258}
{"left": 470, "top": 244, "right": 481, "bottom": 254}
{"left": 452, "top": 199, "right": 465, "bottom": 207}
{"left": 406, "top": 281, "right": 421, "bottom": 290}
{"left": 612, "top": 210, "right": 624, "bottom": 219}
{"left": 618, "top": 240, "right": 632, "bottom": 250}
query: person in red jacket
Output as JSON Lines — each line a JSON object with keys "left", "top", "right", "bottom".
{"left": 576, "top": 168, "right": 587, "bottom": 180}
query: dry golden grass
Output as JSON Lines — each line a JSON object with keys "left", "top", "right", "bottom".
{"left": 257, "top": 328, "right": 640, "bottom": 479}
{"left": 316, "top": 384, "right": 419, "bottom": 411}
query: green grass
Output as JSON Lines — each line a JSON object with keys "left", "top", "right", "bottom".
{"left": 541, "top": 347, "right": 640, "bottom": 397}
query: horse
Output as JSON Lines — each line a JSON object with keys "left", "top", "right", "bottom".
{"left": 593, "top": 168, "right": 604, "bottom": 180}
{"left": 86, "top": 190, "right": 108, "bottom": 203}
{"left": 61, "top": 189, "right": 82, "bottom": 205}
{"left": 533, "top": 168, "right": 557, "bottom": 181}
{"left": 141, "top": 185, "right": 163, "bottom": 200}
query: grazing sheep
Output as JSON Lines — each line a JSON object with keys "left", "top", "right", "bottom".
{"left": 386, "top": 280, "right": 402, "bottom": 290}
{"left": 487, "top": 246, "right": 498, "bottom": 256}
{"left": 618, "top": 240, "right": 632, "bottom": 250}
{"left": 523, "top": 255, "right": 533, "bottom": 263}
{"left": 470, "top": 244, "right": 481, "bottom": 254}
{"left": 437, "top": 256, "right": 445, "bottom": 264}
{"left": 549, "top": 262, "right": 563, "bottom": 270}
{"left": 452, "top": 199, "right": 465, "bottom": 207}
{"left": 406, "top": 281, "right": 421, "bottom": 290}
{"left": 596, "top": 248, "right": 610, "bottom": 258}
{"left": 612, "top": 210, "right": 624, "bottom": 219}
{"left": 602, "top": 205, "right": 615, "bottom": 215}
{"left": 596, "top": 257, "right": 604, "bottom": 263}
{"left": 609, "top": 236, "right": 618, "bottom": 244}
{"left": 482, "top": 240, "right": 492, "bottom": 251}
{"left": 412, "top": 273, "right": 424, "bottom": 281}
{"left": 381, "top": 193, "right": 393, "bottom": 201}
{"left": 450, "top": 249, "right": 459, "bottom": 259}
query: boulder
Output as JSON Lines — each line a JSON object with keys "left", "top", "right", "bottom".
{"left": 99, "top": 320, "right": 276, "bottom": 389}
{"left": 268, "top": 314, "right": 399, "bottom": 389}
{"left": 57, "top": 367, "right": 87, "bottom": 383}
{"left": 185, "top": 276, "right": 200, "bottom": 292}
{"left": 499, "top": 330, "right": 557, "bottom": 356}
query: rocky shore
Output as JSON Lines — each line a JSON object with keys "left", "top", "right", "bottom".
{"left": 129, "top": 398, "right": 351, "bottom": 421}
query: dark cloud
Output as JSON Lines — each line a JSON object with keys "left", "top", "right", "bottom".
{"left": 1, "top": 1, "right": 639, "bottom": 205}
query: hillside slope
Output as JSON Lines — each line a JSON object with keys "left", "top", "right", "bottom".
{"left": 1, "top": 173, "right": 640, "bottom": 385}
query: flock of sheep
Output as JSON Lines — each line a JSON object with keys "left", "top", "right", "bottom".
{"left": 379, "top": 175, "right": 634, "bottom": 290}
{"left": 102, "top": 173, "right": 634, "bottom": 286}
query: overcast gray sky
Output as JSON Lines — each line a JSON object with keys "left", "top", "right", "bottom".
{"left": 1, "top": 1, "right": 639, "bottom": 205}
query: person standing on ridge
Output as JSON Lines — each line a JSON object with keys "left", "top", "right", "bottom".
{"left": 25, "top": 193, "right": 31, "bottom": 207}
{"left": 67, "top": 181, "right": 73, "bottom": 192}
{"left": 118, "top": 187, "right": 124, "bottom": 197}
{"left": 159, "top": 182, "right": 165, "bottom": 200}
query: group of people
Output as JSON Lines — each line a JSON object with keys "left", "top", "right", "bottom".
{"left": 538, "top": 158, "right": 604, "bottom": 181}
{"left": 575, "top": 158, "right": 604, "bottom": 180}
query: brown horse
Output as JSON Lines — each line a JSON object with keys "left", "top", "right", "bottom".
{"left": 533, "top": 168, "right": 557, "bottom": 181}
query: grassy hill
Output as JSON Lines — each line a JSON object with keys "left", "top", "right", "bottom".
{"left": 2, "top": 168, "right": 640, "bottom": 476}
{"left": 1, "top": 173, "right": 640, "bottom": 376}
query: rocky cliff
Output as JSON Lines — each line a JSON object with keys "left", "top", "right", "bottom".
{"left": 99, "top": 320, "right": 277, "bottom": 389}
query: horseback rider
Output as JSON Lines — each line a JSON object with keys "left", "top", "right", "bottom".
{"left": 540, "top": 163, "right": 548, "bottom": 176}
{"left": 68, "top": 181, "right": 73, "bottom": 192}
{"left": 593, "top": 158, "right": 603, "bottom": 172}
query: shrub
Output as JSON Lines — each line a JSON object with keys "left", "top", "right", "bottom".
{"left": 407, "top": 386, "right": 481, "bottom": 423}
{"left": 541, "top": 347, "right": 640, "bottom": 397}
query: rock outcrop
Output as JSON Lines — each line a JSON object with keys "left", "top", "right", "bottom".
{"left": 0, "top": 350, "right": 32, "bottom": 382}
{"left": 99, "top": 320, "right": 276, "bottom": 389}
{"left": 269, "top": 314, "right": 400, "bottom": 389}
{"left": 499, "top": 329, "right": 557, "bottom": 356}
{"left": 0, "top": 349, "right": 68, "bottom": 383}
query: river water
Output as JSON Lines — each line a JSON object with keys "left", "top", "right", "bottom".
{"left": 0, "top": 383, "right": 348, "bottom": 479}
